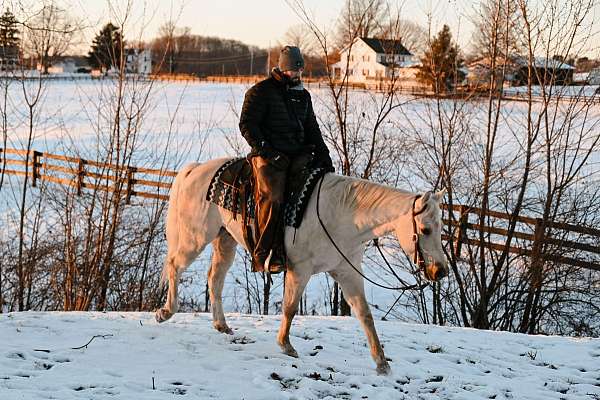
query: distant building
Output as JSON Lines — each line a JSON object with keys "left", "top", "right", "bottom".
{"left": 125, "top": 49, "right": 152, "bottom": 75}
{"left": 588, "top": 67, "right": 600, "bottom": 85}
{"left": 42, "top": 56, "right": 90, "bottom": 74}
{"left": 467, "top": 55, "right": 575, "bottom": 87}
{"left": 0, "top": 46, "right": 19, "bottom": 70}
{"left": 466, "top": 56, "right": 520, "bottom": 89}
{"left": 331, "top": 37, "right": 417, "bottom": 83}
{"left": 513, "top": 56, "right": 574, "bottom": 85}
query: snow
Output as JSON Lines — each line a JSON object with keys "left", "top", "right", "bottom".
{"left": 1, "top": 312, "right": 599, "bottom": 399}
{"left": 503, "top": 84, "right": 600, "bottom": 98}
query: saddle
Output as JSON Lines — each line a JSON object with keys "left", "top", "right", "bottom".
{"left": 206, "top": 157, "right": 327, "bottom": 253}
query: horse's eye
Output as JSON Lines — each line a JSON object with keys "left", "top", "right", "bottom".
{"left": 422, "top": 227, "right": 431, "bottom": 235}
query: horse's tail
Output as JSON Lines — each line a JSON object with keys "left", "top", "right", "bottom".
{"left": 160, "top": 163, "right": 200, "bottom": 287}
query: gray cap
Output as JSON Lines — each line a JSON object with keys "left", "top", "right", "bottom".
{"left": 278, "top": 45, "right": 305, "bottom": 71}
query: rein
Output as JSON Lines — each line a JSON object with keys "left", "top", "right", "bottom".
{"left": 315, "top": 176, "right": 429, "bottom": 292}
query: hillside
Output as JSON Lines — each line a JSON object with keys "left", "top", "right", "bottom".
{"left": 1, "top": 312, "right": 599, "bottom": 399}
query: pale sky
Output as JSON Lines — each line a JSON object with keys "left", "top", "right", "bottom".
{"left": 71, "top": 0, "right": 475, "bottom": 51}
{"left": 28, "top": 0, "right": 596, "bottom": 57}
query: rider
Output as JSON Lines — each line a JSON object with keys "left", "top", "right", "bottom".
{"left": 239, "top": 45, "right": 334, "bottom": 274}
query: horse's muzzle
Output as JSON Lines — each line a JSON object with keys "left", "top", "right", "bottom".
{"left": 426, "top": 262, "right": 448, "bottom": 281}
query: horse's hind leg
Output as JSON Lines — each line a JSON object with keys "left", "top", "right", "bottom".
{"left": 155, "top": 240, "right": 204, "bottom": 323}
{"left": 208, "top": 228, "right": 237, "bottom": 334}
{"left": 156, "top": 214, "right": 221, "bottom": 323}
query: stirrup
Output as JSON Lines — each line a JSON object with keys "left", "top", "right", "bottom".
{"left": 265, "top": 250, "right": 286, "bottom": 274}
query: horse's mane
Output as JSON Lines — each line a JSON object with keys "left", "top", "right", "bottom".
{"left": 327, "top": 174, "right": 417, "bottom": 221}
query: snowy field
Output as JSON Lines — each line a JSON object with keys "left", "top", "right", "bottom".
{"left": 2, "top": 79, "right": 600, "bottom": 317}
{"left": 1, "top": 312, "right": 599, "bottom": 400}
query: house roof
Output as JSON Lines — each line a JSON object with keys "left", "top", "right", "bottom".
{"left": 470, "top": 55, "right": 574, "bottom": 70}
{"left": 515, "top": 56, "right": 574, "bottom": 70}
{"left": 360, "top": 38, "right": 412, "bottom": 56}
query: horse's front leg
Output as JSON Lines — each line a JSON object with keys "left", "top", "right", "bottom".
{"left": 331, "top": 269, "right": 390, "bottom": 375}
{"left": 277, "top": 268, "right": 310, "bottom": 357}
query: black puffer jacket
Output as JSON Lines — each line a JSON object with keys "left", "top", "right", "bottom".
{"left": 239, "top": 69, "right": 333, "bottom": 170}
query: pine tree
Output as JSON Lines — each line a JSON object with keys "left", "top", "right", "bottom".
{"left": 416, "top": 25, "right": 464, "bottom": 92}
{"left": 87, "top": 23, "right": 123, "bottom": 71}
{"left": 0, "top": 9, "right": 19, "bottom": 47}
{"left": 0, "top": 8, "right": 20, "bottom": 67}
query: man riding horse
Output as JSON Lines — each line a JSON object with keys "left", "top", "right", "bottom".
{"left": 239, "top": 45, "right": 334, "bottom": 274}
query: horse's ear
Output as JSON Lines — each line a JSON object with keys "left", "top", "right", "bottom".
{"left": 433, "top": 188, "right": 447, "bottom": 202}
{"left": 420, "top": 191, "right": 432, "bottom": 204}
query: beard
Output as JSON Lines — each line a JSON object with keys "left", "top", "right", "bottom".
{"left": 289, "top": 75, "right": 302, "bottom": 86}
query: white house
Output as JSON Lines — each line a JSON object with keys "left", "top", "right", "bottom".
{"left": 331, "top": 37, "right": 417, "bottom": 83}
{"left": 588, "top": 67, "right": 600, "bottom": 85}
{"left": 125, "top": 49, "right": 152, "bottom": 75}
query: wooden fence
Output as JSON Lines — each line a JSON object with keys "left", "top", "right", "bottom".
{"left": 442, "top": 204, "right": 600, "bottom": 272}
{"left": 2, "top": 147, "right": 599, "bottom": 271}
{"left": 0, "top": 148, "right": 176, "bottom": 203}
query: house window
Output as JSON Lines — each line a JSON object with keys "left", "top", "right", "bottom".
{"left": 362, "top": 69, "right": 369, "bottom": 76}
{"left": 362, "top": 55, "right": 370, "bottom": 62}
{"left": 348, "top": 69, "right": 353, "bottom": 75}
{"left": 350, "top": 55, "right": 354, "bottom": 62}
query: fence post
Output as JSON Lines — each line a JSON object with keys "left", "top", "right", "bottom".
{"left": 454, "top": 205, "right": 469, "bottom": 259}
{"left": 517, "top": 217, "right": 547, "bottom": 333}
{"left": 125, "top": 166, "right": 136, "bottom": 205}
{"left": 529, "top": 218, "right": 546, "bottom": 289}
{"left": 76, "top": 159, "right": 85, "bottom": 196}
{"left": 31, "top": 150, "right": 41, "bottom": 187}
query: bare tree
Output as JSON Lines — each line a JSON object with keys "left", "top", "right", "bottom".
{"left": 381, "top": 18, "right": 428, "bottom": 56}
{"left": 471, "top": 0, "right": 521, "bottom": 59}
{"left": 282, "top": 24, "right": 317, "bottom": 56}
{"left": 396, "top": 0, "right": 600, "bottom": 336}
{"left": 21, "top": 0, "right": 79, "bottom": 74}
{"left": 336, "top": 0, "right": 387, "bottom": 49}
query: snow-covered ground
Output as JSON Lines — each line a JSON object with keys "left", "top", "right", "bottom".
{"left": 1, "top": 312, "right": 599, "bottom": 400}
{"left": 503, "top": 84, "right": 600, "bottom": 98}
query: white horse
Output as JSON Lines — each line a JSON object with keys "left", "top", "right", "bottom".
{"left": 155, "top": 158, "right": 448, "bottom": 375}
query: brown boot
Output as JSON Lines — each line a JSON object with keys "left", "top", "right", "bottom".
{"left": 250, "top": 155, "right": 288, "bottom": 273}
{"left": 251, "top": 256, "right": 265, "bottom": 272}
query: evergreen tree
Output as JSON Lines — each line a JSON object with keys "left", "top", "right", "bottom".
{"left": 0, "top": 8, "right": 20, "bottom": 67}
{"left": 87, "top": 23, "right": 123, "bottom": 71}
{"left": 0, "top": 9, "right": 19, "bottom": 48}
{"left": 416, "top": 25, "right": 464, "bottom": 92}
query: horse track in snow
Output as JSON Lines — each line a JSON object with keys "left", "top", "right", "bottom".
{"left": 1, "top": 312, "right": 599, "bottom": 399}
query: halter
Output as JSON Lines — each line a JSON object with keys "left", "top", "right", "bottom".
{"left": 411, "top": 195, "right": 429, "bottom": 273}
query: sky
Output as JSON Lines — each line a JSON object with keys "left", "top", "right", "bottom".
{"left": 11, "top": 0, "right": 597, "bottom": 57}
{"left": 70, "top": 0, "right": 475, "bottom": 52}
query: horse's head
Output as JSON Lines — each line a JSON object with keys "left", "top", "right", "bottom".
{"left": 394, "top": 190, "right": 448, "bottom": 282}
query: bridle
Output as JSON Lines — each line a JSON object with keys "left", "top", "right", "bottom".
{"left": 411, "top": 195, "right": 429, "bottom": 275}
{"left": 316, "top": 176, "right": 429, "bottom": 292}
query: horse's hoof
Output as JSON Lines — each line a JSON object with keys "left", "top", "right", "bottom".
{"left": 214, "top": 323, "right": 234, "bottom": 335}
{"left": 155, "top": 308, "right": 173, "bottom": 323}
{"left": 376, "top": 363, "right": 391, "bottom": 376}
{"left": 281, "top": 344, "right": 299, "bottom": 358}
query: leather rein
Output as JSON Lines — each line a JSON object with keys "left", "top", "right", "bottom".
{"left": 316, "top": 176, "right": 429, "bottom": 292}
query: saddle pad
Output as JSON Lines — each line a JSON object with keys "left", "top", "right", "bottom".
{"left": 206, "top": 158, "right": 327, "bottom": 228}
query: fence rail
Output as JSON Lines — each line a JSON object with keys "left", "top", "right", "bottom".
{"left": 2, "top": 147, "right": 599, "bottom": 271}
{"left": 442, "top": 204, "right": 600, "bottom": 272}
{"left": 0, "top": 148, "right": 176, "bottom": 203}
